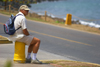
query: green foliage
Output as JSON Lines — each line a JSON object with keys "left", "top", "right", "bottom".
{"left": 4, "top": 60, "right": 12, "bottom": 67}
{"left": 0, "top": 0, "right": 3, "bottom": 2}
{"left": 55, "top": 21, "right": 64, "bottom": 24}
{"left": 0, "top": 0, "right": 11, "bottom": 2}
{"left": 55, "top": 21, "right": 59, "bottom": 23}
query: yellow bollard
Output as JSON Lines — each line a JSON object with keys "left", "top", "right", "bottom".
{"left": 13, "top": 41, "right": 26, "bottom": 63}
{"left": 65, "top": 14, "right": 72, "bottom": 25}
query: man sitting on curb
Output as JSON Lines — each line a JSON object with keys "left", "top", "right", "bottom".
{"left": 9, "top": 5, "right": 42, "bottom": 64}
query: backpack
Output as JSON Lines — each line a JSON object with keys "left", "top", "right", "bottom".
{"left": 3, "top": 14, "right": 22, "bottom": 35}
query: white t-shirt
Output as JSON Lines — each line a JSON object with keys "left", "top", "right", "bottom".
{"left": 8, "top": 12, "right": 27, "bottom": 41}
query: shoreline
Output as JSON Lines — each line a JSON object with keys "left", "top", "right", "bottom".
{"left": 30, "top": 11, "right": 100, "bottom": 29}
{"left": 28, "top": 11, "right": 81, "bottom": 24}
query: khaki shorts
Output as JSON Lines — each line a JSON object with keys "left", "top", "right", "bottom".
{"left": 16, "top": 35, "right": 34, "bottom": 45}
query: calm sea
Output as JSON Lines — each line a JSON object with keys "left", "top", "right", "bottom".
{"left": 30, "top": 0, "right": 100, "bottom": 28}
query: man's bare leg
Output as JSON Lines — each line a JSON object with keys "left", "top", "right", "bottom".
{"left": 26, "top": 37, "right": 42, "bottom": 64}
{"left": 27, "top": 37, "right": 40, "bottom": 59}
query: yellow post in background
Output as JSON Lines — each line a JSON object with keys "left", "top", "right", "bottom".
{"left": 65, "top": 14, "right": 72, "bottom": 25}
{"left": 13, "top": 41, "right": 25, "bottom": 63}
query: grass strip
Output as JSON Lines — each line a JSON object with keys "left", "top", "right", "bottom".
{"left": 42, "top": 60, "right": 100, "bottom": 67}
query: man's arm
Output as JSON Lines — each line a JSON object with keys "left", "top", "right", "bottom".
{"left": 23, "top": 28, "right": 29, "bottom": 36}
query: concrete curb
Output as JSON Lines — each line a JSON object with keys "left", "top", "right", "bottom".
{"left": 0, "top": 35, "right": 12, "bottom": 44}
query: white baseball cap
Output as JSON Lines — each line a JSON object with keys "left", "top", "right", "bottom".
{"left": 19, "top": 5, "right": 30, "bottom": 10}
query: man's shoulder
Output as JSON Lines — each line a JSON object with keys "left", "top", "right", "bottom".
{"left": 16, "top": 14, "right": 25, "bottom": 20}
{"left": 17, "top": 15, "right": 25, "bottom": 19}
{"left": 16, "top": 12, "right": 25, "bottom": 18}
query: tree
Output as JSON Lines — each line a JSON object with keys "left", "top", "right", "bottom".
{"left": 0, "top": 0, "right": 3, "bottom": 1}
{"left": 0, "top": 0, "right": 12, "bottom": 10}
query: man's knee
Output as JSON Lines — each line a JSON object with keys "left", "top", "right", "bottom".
{"left": 30, "top": 37, "right": 40, "bottom": 45}
{"left": 37, "top": 39, "right": 41, "bottom": 43}
{"left": 34, "top": 37, "right": 40, "bottom": 42}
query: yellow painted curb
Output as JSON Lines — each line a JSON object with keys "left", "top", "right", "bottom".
{"left": 0, "top": 35, "right": 12, "bottom": 44}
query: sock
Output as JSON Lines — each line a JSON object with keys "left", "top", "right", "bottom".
{"left": 32, "top": 53, "right": 37, "bottom": 60}
{"left": 27, "top": 53, "right": 31, "bottom": 59}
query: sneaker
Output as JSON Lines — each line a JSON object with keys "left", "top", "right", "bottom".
{"left": 31, "top": 58, "right": 42, "bottom": 64}
{"left": 26, "top": 58, "right": 32, "bottom": 63}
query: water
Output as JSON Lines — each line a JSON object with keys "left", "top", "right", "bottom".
{"left": 30, "top": 0, "right": 100, "bottom": 28}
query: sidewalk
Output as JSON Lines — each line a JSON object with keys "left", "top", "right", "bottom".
{"left": 0, "top": 43, "right": 70, "bottom": 67}
{"left": 0, "top": 35, "right": 72, "bottom": 67}
{"left": 0, "top": 59, "right": 54, "bottom": 67}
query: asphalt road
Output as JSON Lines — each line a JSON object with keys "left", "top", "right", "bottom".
{"left": 0, "top": 14, "right": 100, "bottom": 64}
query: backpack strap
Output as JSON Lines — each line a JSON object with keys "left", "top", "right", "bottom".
{"left": 13, "top": 14, "right": 23, "bottom": 22}
{"left": 13, "top": 14, "right": 23, "bottom": 31}
{"left": 15, "top": 26, "right": 21, "bottom": 31}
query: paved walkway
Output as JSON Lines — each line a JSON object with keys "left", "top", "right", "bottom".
{"left": 0, "top": 44, "right": 55, "bottom": 67}
{"left": 0, "top": 43, "right": 72, "bottom": 67}
{"left": 0, "top": 59, "right": 54, "bottom": 67}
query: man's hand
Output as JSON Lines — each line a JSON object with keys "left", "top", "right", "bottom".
{"left": 23, "top": 28, "right": 29, "bottom": 36}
